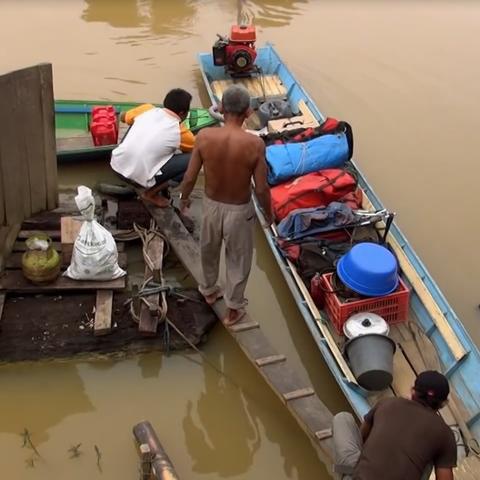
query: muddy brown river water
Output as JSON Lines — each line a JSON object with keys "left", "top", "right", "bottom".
{"left": 1, "top": 1, "right": 479, "bottom": 478}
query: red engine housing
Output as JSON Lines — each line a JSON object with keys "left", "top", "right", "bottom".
{"left": 213, "top": 24, "right": 257, "bottom": 75}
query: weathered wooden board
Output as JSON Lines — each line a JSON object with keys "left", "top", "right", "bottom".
{"left": 0, "top": 68, "right": 30, "bottom": 224}
{"left": 0, "top": 270, "right": 125, "bottom": 293}
{"left": 139, "top": 234, "right": 164, "bottom": 335}
{"left": 38, "top": 64, "right": 57, "bottom": 210}
{"left": 60, "top": 216, "right": 82, "bottom": 244}
{"left": 12, "top": 240, "right": 125, "bottom": 253}
{"left": 211, "top": 74, "right": 286, "bottom": 101}
{"left": 94, "top": 289, "right": 113, "bottom": 336}
{"left": 56, "top": 135, "right": 95, "bottom": 152}
{"left": 0, "top": 63, "right": 57, "bottom": 262}
{"left": 0, "top": 292, "right": 6, "bottom": 325}
{"left": 0, "top": 224, "right": 21, "bottom": 271}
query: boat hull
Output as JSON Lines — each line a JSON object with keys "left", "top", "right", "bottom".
{"left": 55, "top": 99, "right": 217, "bottom": 163}
{"left": 198, "top": 44, "right": 480, "bottom": 444}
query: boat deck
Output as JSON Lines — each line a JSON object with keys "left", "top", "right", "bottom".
{"left": 56, "top": 124, "right": 129, "bottom": 153}
{"left": 211, "top": 74, "right": 287, "bottom": 103}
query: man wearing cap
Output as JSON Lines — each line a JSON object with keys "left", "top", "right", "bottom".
{"left": 333, "top": 370, "right": 457, "bottom": 480}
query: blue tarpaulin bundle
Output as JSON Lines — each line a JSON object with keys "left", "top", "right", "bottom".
{"left": 266, "top": 133, "right": 350, "bottom": 185}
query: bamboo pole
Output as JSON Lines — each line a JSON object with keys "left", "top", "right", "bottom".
{"left": 133, "top": 421, "right": 180, "bottom": 480}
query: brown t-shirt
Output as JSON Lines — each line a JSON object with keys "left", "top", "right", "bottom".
{"left": 353, "top": 397, "right": 457, "bottom": 480}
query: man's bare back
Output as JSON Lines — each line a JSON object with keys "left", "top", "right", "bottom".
{"left": 196, "top": 125, "right": 266, "bottom": 204}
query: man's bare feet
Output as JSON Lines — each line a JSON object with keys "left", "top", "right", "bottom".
{"left": 223, "top": 308, "right": 246, "bottom": 326}
{"left": 201, "top": 288, "right": 223, "bottom": 306}
{"left": 141, "top": 190, "right": 170, "bottom": 208}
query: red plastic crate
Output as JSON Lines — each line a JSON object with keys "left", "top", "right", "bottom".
{"left": 320, "top": 272, "right": 410, "bottom": 335}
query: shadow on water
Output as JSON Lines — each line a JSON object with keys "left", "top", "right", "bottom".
{"left": 0, "top": 362, "right": 94, "bottom": 446}
{"left": 181, "top": 326, "right": 328, "bottom": 478}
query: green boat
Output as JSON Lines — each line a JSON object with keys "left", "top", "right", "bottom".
{"left": 55, "top": 99, "right": 217, "bottom": 163}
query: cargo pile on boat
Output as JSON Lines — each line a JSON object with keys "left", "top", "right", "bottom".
{"left": 261, "top": 115, "right": 411, "bottom": 391}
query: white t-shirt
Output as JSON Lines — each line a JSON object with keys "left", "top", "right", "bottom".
{"left": 110, "top": 108, "right": 181, "bottom": 188}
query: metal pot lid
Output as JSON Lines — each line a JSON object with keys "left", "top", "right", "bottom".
{"left": 343, "top": 312, "right": 389, "bottom": 339}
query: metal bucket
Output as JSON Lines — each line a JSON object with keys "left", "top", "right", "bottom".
{"left": 345, "top": 333, "right": 396, "bottom": 391}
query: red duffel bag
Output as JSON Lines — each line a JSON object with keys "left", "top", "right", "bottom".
{"left": 271, "top": 169, "right": 362, "bottom": 221}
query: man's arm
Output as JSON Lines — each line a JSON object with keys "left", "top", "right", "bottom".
{"left": 120, "top": 103, "right": 154, "bottom": 125}
{"left": 435, "top": 467, "right": 454, "bottom": 480}
{"left": 179, "top": 124, "right": 195, "bottom": 153}
{"left": 253, "top": 141, "right": 273, "bottom": 225}
{"left": 179, "top": 133, "right": 203, "bottom": 212}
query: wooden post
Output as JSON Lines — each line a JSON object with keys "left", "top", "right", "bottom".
{"left": 133, "top": 421, "right": 180, "bottom": 480}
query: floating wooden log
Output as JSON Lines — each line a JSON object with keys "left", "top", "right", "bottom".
{"left": 133, "top": 421, "right": 180, "bottom": 480}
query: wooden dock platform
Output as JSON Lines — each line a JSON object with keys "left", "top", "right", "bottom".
{"left": 139, "top": 199, "right": 336, "bottom": 467}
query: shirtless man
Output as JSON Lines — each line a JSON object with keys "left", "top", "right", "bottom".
{"left": 179, "top": 85, "right": 273, "bottom": 325}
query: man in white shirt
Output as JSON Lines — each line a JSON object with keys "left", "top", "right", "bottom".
{"left": 111, "top": 89, "right": 194, "bottom": 207}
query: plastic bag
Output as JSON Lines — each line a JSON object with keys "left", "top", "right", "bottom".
{"left": 64, "top": 186, "right": 126, "bottom": 281}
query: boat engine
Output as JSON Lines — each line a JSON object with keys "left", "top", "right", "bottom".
{"left": 212, "top": 24, "right": 257, "bottom": 76}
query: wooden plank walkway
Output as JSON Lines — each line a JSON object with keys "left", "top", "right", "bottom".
{"left": 139, "top": 200, "right": 336, "bottom": 466}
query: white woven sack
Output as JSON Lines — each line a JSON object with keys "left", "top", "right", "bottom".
{"left": 64, "top": 186, "right": 126, "bottom": 281}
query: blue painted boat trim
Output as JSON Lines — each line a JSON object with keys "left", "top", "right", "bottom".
{"left": 198, "top": 44, "right": 480, "bottom": 438}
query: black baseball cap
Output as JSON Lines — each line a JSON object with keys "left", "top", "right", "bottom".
{"left": 414, "top": 370, "right": 450, "bottom": 401}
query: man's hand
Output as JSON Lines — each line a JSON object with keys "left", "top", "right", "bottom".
{"left": 180, "top": 197, "right": 191, "bottom": 214}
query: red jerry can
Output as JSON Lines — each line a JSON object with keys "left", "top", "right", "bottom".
{"left": 90, "top": 120, "right": 117, "bottom": 146}
{"left": 90, "top": 105, "right": 118, "bottom": 145}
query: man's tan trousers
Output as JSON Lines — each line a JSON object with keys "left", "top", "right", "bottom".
{"left": 199, "top": 195, "right": 255, "bottom": 310}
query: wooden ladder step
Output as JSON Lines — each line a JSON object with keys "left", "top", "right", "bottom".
{"left": 315, "top": 428, "right": 333, "bottom": 441}
{"left": 283, "top": 387, "right": 315, "bottom": 402}
{"left": 229, "top": 321, "right": 259, "bottom": 333}
{"left": 255, "top": 354, "right": 286, "bottom": 367}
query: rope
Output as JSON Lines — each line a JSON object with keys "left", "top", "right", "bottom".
{"left": 127, "top": 221, "right": 170, "bottom": 324}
